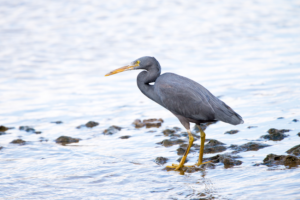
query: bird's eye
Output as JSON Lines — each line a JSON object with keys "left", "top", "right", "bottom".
{"left": 134, "top": 60, "right": 140, "bottom": 67}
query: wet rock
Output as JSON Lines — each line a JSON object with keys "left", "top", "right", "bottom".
{"left": 177, "top": 157, "right": 189, "bottom": 163}
{"left": 0, "top": 146, "right": 3, "bottom": 150}
{"left": 155, "top": 157, "right": 168, "bottom": 165}
{"left": 194, "top": 139, "right": 226, "bottom": 154}
{"left": 162, "top": 129, "right": 175, "bottom": 136}
{"left": 204, "top": 153, "right": 242, "bottom": 168}
{"left": 19, "top": 126, "right": 35, "bottom": 132}
{"left": 248, "top": 126, "right": 258, "bottom": 129}
{"left": 286, "top": 144, "right": 300, "bottom": 156}
{"left": 51, "top": 121, "right": 63, "bottom": 124}
{"left": 157, "top": 139, "right": 185, "bottom": 147}
{"left": 103, "top": 125, "right": 122, "bottom": 135}
{"left": 277, "top": 117, "right": 284, "bottom": 119}
{"left": 119, "top": 135, "right": 131, "bottom": 139}
{"left": 132, "top": 118, "right": 164, "bottom": 128}
{"left": 224, "top": 130, "right": 239, "bottom": 134}
{"left": 173, "top": 127, "right": 181, "bottom": 132}
{"left": 292, "top": 119, "right": 299, "bottom": 122}
{"left": 263, "top": 153, "right": 300, "bottom": 168}
{"left": 55, "top": 136, "right": 81, "bottom": 144}
{"left": 297, "top": 132, "right": 300, "bottom": 137}
{"left": 77, "top": 121, "right": 99, "bottom": 129}
{"left": 0, "top": 132, "right": 7, "bottom": 136}
{"left": 10, "top": 139, "right": 26, "bottom": 145}
{"left": 0, "top": 125, "right": 14, "bottom": 132}
{"left": 39, "top": 137, "right": 48, "bottom": 142}
{"left": 229, "top": 142, "right": 271, "bottom": 153}
{"left": 177, "top": 147, "right": 186, "bottom": 155}
{"left": 261, "top": 128, "right": 290, "bottom": 141}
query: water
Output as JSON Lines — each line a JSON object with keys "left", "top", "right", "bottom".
{"left": 1, "top": 0, "right": 300, "bottom": 199}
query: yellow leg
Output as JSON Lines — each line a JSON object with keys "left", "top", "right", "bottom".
{"left": 166, "top": 129, "right": 194, "bottom": 170}
{"left": 197, "top": 125, "right": 211, "bottom": 166}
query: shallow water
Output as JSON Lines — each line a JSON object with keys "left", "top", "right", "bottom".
{"left": 1, "top": 0, "right": 300, "bottom": 199}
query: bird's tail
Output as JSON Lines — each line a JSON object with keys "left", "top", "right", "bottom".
{"left": 214, "top": 101, "right": 244, "bottom": 125}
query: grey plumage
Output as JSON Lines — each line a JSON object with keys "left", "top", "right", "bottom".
{"left": 135, "top": 56, "right": 243, "bottom": 129}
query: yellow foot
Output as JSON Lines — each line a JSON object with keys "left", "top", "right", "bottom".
{"left": 196, "top": 160, "right": 212, "bottom": 166}
{"left": 166, "top": 163, "right": 195, "bottom": 170}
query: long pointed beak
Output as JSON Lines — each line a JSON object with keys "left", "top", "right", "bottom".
{"left": 105, "top": 65, "right": 135, "bottom": 76}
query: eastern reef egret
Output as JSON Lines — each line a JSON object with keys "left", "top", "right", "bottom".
{"left": 105, "top": 56, "right": 243, "bottom": 170}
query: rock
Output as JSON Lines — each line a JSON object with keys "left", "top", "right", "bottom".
{"left": 177, "top": 157, "right": 189, "bottom": 163}
{"left": 77, "top": 121, "right": 99, "bottom": 129}
{"left": 0, "top": 125, "right": 14, "bottom": 132}
{"left": 119, "top": 135, "right": 131, "bottom": 139}
{"left": 55, "top": 136, "right": 81, "bottom": 144}
{"left": 51, "top": 121, "right": 63, "bottom": 124}
{"left": 224, "top": 130, "right": 239, "bottom": 134}
{"left": 157, "top": 139, "right": 185, "bottom": 147}
{"left": 19, "top": 126, "right": 35, "bottom": 132}
{"left": 204, "top": 153, "right": 242, "bottom": 168}
{"left": 248, "top": 126, "right": 258, "bottom": 129}
{"left": 292, "top": 119, "right": 299, "bottom": 122}
{"left": 155, "top": 157, "right": 168, "bottom": 165}
{"left": 39, "top": 137, "right": 48, "bottom": 142}
{"left": 193, "top": 124, "right": 207, "bottom": 132}
{"left": 263, "top": 153, "right": 300, "bottom": 168}
{"left": 277, "top": 117, "right": 284, "bottom": 119}
{"left": 229, "top": 142, "right": 271, "bottom": 153}
{"left": 297, "top": 132, "right": 300, "bottom": 137}
{"left": 177, "top": 147, "right": 186, "bottom": 155}
{"left": 0, "top": 132, "right": 7, "bottom": 135}
{"left": 194, "top": 139, "right": 226, "bottom": 154}
{"left": 132, "top": 118, "right": 164, "bottom": 128}
{"left": 0, "top": 146, "right": 3, "bottom": 150}
{"left": 261, "top": 128, "right": 290, "bottom": 141}
{"left": 10, "top": 139, "right": 26, "bottom": 145}
{"left": 103, "top": 125, "right": 122, "bottom": 135}
{"left": 162, "top": 129, "right": 175, "bottom": 136}
{"left": 286, "top": 144, "right": 300, "bottom": 156}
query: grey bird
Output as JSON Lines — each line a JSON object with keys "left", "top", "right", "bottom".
{"left": 105, "top": 56, "right": 244, "bottom": 171}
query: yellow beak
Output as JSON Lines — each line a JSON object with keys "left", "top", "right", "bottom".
{"left": 105, "top": 65, "right": 135, "bottom": 76}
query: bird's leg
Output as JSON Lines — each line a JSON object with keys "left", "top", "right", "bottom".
{"left": 196, "top": 125, "right": 211, "bottom": 166}
{"left": 166, "top": 129, "right": 194, "bottom": 170}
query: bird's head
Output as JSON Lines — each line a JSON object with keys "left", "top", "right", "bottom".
{"left": 105, "top": 56, "right": 158, "bottom": 76}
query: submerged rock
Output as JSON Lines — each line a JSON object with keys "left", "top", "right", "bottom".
{"left": 261, "top": 128, "right": 290, "bottom": 141}
{"left": 205, "top": 153, "right": 242, "bottom": 168}
{"left": 55, "top": 136, "right": 81, "bottom": 144}
{"left": 194, "top": 139, "right": 227, "bottom": 154}
{"left": 157, "top": 139, "right": 185, "bottom": 147}
{"left": 51, "top": 121, "right": 63, "bottom": 124}
{"left": 162, "top": 129, "right": 175, "bottom": 136}
{"left": 0, "top": 132, "right": 7, "bottom": 136}
{"left": 10, "top": 139, "right": 26, "bottom": 145}
{"left": 224, "top": 130, "right": 239, "bottom": 134}
{"left": 77, "top": 121, "right": 99, "bottom": 129}
{"left": 103, "top": 125, "right": 122, "bottom": 135}
{"left": 155, "top": 157, "right": 168, "bottom": 165}
{"left": 277, "top": 117, "right": 284, "bottom": 119}
{"left": 230, "top": 142, "right": 271, "bottom": 153}
{"left": 132, "top": 118, "right": 164, "bottom": 128}
{"left": 177, "top": 157, "right": 189, "bottom": 163}
{"left": 286, "top": 144, "right": 300, "bottom": 156}
{"left": 119, "top": 135, "right": 131, "bottom": 139}
{"left": 263, "top": 153, "right": 300, "bottom": 168}
{"left": 19, "top": 126, "right": 35, "bottom": 132}
{"left": 39, "top": 137, "right": 48, "bottom": 142}
{"left": 0, "top": 146, "right": 3, "bottom": 150}
{"left": 297, "top": 132, "right": 300, "bottom": 137}
{"left": 248, "top": 126, "right": 258, "bottom": 129}
{"left": 292, "top": 119, "right": 299, "bottom": 122}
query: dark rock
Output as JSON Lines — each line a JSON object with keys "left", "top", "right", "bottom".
{"left": 19, "top": 126, "right": 35, "bottom": 132}
{"left": 162, "top": 129, "right": 175, "bottom": 136}
{"left": 229, "top": 142, "right": 271, "bottom": 153}
{"left": 193, "top": 139, "right": 227, "bottom": 154}
{"left": 224, "top": 130, "right": 239, "bottom": 134}
{"left": 55, "top": 136, "right": 81, "bottom": 144}
{"left": 248, "top": 126, "right": 258, "bottom": 129}
{"left": 10, "top": 139, "right": 26, "bottom": 145}
{"left": 0, "top": 125, "right": 14, "bottom": 132}
{"left": 206, "top": 139, "right": 225, "bottom": 146}
{"left": 277, "top": 117, "right": 284, "bottom": 119}
{"left": 261, "top": 128, "right": 290, "bottom": 141}
{"left": 77, "top": 121, "right": 99, "bottom": 129}
{"left": 297, "top": 132, "right": 300, "bottom": 137}
{"left": 292, "top": 119, "right": 299, "bottom": 122}
{"left": 143, "top": 118, "right": 164, "bottom": 128}
{"left": 35, "top": 131, "right": 42, "bottom": 134}
{"left": 103, "top": 125, "right": 122, "bottom": 135}
{"left": 286, "top": 144, "right": 300, "bottom": 156}
{"left": 0, "top": 146, "right": 3, "bottom": 150}
{"left": 132, "top": 119, "right": 145, "bottom": 128}
{"left": 177, "top": 157, "right": 189, "bottom": 163}
{"left": 173, "top": 127, "right": 181, "bottom": 132}
{"left": 51, "top": 121, "right": 63, "bottom": 124}
{"left": 157, "top": 139, "right": 185, "bottom": 147}
{"left": 263, "top": 153, "right": 300, "bottom": 168}
{"left": 155, "top": 157, "right": 168, "bottom": 165}
{"left": 177, "top": 147, "right": 186, "bottom": 155}
{"left": 204, "top": 153, "right": 242, "bottom": 168}
{"left": 119, "top": 135, "right": 131, "bottom": 139}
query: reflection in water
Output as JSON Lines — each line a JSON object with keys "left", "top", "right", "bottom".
{"left": 0, "top": 0, "right": 300, "bottom": 199}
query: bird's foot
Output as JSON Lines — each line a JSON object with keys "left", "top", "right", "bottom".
{"left": 166, "top": 163, "right": 196, "bottom": 171}
{"left": 196, "top": 160, "right": 212, "bottom": 166}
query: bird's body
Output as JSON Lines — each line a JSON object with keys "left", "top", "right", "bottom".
{"left": 106, "top": 56, "right": 243, "bottom": 171}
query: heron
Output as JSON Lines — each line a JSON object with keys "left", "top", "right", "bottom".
{"left": 105, "top": 56, "right": 243, "bottom": 170}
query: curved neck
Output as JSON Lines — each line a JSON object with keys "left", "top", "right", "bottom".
{"left": 136, "top": 62, "right": 162, "bottom": 104}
